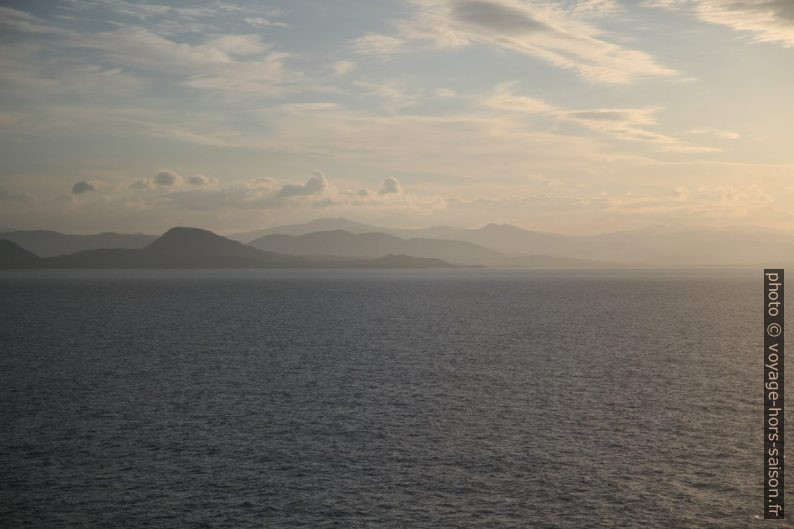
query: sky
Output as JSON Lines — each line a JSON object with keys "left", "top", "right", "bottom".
{"left": 0, "top": 0, "right": 792, "bottom": 235}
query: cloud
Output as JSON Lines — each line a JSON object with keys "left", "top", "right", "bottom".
{"left": 0, "top": 186, "right": 32, "bottom": 203}
{"left": 71, "top": 181, "right": 96, "bottom": 194}
{"left": 451, "top": 1, "right": 551, "bottom": 34}
{"left": 277, "top": 170, "right": 330, "bottom": 197}
{"left": 485, "top": 82, "right": 555, "bottom": 113}
{"left": 354, "top": 81, "right": 418, "bottom": 112}
{"left": 245, "top": 17, "right": 289, "bottom": 29}
{"left": 568, "top": 0, "right": 622, "bottom": 17}
{"left": 353, "top": 34, "right": 408, "bottom": 55}
{"left": 186, "top": 174, "right": 217, "bottom": 186}
{"left": 483, "top": 83, "right": 719, "bottom": 152}
{"left": 379, "top": 177, "right": 403, "bottom": 195}
{"left": 641, "top": 0, "right": 689, "bottom": 8}
{"left": 562, "top": 107, "right": 720, "bottom": 152}
{"left": 353, "top": 0, "right": 676, "bottom": 84}
{"left": 154, "top": 170, "right": 180, "bottom": 186}
{"left": 52, "top": 24, "right": 303, "bottom": 97}
{"left": 697, "top": 1, "right": 794, "bottom": 47}
{"left": 685, "top": 128, "right": 740, "bottom": 139}
{"left": 132, "top": 170, "right": 184, "bottom": 189}
{"left": 0, "top": 6, "right": 66, "bottom": 35}
{"left": 116, "top": 172, "right": 431, "bottom": 214}
{"left": 646, "top": 0, "right": 794, "bottom": 47}
{"left": 249, "top": 177, "right": 277, "bottom": 189}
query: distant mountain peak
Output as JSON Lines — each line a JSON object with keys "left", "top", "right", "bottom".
{"left": 157, "top": 226, "right": 218, "bottom": 239}
{"left": 146, "top": 226, "right": 258, "bottom": 258}
{"left": 480, "top": 223, "right": 524, "bottom": 232}
{"left": 149, "top": 226, "right": 222, "bottom": 245}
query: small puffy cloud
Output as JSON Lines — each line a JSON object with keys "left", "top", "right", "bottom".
{"left": 277, "top": 170, "right": 330, "bottom": 197}
{"left": 249, "top": 177, "right": 277, "bottom": 189}
{"left": 379, "top": 177, "right": 403, "bottom": 195}
{"left": 186, "top": 174, "right": 217, "bottom": 186}
{"left": 132, "top": 170, "right": 185, "bottom": 189}
{"left": 71, "top": 181, "right": 95, "bottom": 194}
{"left": 154, "top": 170, "right": 180, "bottom": 186}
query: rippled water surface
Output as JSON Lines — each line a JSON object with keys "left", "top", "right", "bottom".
{"left": 0, "top": 269, "right": 781, "bottom": 528}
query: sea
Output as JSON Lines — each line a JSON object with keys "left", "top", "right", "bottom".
{"left": 0, "top": 269, "right": 784, "bottom": 528}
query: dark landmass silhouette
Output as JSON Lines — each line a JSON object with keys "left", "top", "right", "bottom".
{"left": 0, "top": 227, "right": 461, "bottom": 269}
{"left": 0, "top": 240, "right": 41, "bottom": 268}
{"left": 0, "top": 229, "right": 155, "bottom": 257}
{"left": 341, "top": 254, "right": 456, "bottom": 268}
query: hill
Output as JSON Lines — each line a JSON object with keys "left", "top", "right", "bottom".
{"left": 0, "top": 227, "right": 460, "bottom": 269}
{"left": 243, "top": 218, "right": 794, "bottom": 266}
{"left": 248, "top": 230, "right": 505, "bottom": 266}
{"left": 0, "top": 230, "right": 155, "bottom": 257}
{"left": 42, "top": 227, "right": 318, "bottom": 268}
{"left": 0, "top": 240, "right": 41, "bottom": 269}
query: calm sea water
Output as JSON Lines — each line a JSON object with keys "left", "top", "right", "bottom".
{"left": 0, "top": 269, "right": 782, "bottom": 528}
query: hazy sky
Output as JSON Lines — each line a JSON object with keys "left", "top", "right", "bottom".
{"left": 0, "top": 0, "right": 793, "bottom": 234}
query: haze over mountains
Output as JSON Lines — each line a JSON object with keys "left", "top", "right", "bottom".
{"left": 0, "top": 228, "right": 456, "bottom": 269}
{"left": 0, "top": 230, "right": 156, "bottom": 258}
{"left": 2, "top": 218, "right": 793, "bottom": 267}
{"left": 248, "top": 231, "right": 502, "bottom": 266}
{"left": 232, "top": 218, "right": 794, "bottom": 266}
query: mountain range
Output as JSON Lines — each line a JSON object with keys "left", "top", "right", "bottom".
{"left": 0, "top": 228, "right": 457, "bottom": 269}
{"left": 232, "top": 218, "right": 794, "bottom": 266}
{"left": 0, "top": 230, "right": 156, "bottom": 257}
{"left": 3, "top": 217, "right": 791, "bottom": 267}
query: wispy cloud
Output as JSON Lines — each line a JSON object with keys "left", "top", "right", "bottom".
{"left": 697, "top": 0, "right": 794, "bottom": 47}
{"left": 685, "top": 128, "right": 740, "bottom": 140}
{"left": 0, "top": 6, "right": 67, "bottom": 34}
{"left": 483, "top": 83, "right": 719, "bottom": 152}
{"left": 353, "top": 0, "right": 676, "bottom": 84}
{"left": 646, "top": 0, "right": 794, "bottom": 47}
